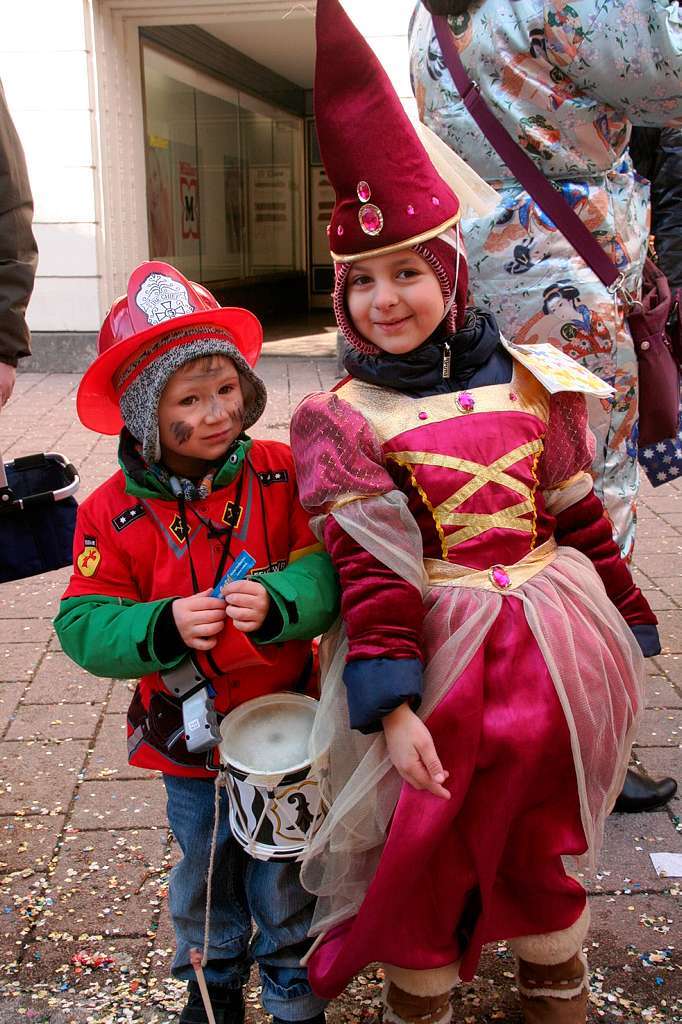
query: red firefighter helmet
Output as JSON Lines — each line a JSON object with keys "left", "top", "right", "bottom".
{"left": 77, "top": 261, "right": 263, "bottom": 434}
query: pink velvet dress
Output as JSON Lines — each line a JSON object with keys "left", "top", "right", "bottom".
{"left": 290, "top": 351, "right": 646, "bottom": 997}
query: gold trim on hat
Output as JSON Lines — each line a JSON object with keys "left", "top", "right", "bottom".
{"left": 330, "top": 212, "right": 461, "bottom": 263}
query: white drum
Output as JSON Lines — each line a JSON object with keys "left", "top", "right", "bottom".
{"left": 218, "top": 692, "right": 325, "bottom": 861}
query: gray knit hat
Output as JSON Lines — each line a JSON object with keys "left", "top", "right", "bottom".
{"left": 118, "top": 325, "right": 267, "bottom": 465}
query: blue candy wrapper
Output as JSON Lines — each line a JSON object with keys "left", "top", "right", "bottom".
{"left": 211, "top": 550, "right": 256, "bottom": 598}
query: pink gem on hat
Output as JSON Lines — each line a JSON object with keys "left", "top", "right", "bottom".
{"left": 357, "top": 181, "right": 372, "bottom": 202}
{"left": 490, "top": 565, "right": 512, "bottom": 590}
{"left": 359, "top": 203, "right": 384, "bottom": 237}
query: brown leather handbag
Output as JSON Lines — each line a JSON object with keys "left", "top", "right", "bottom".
{"left": 627, "top": 259, "right": 681, "bottom": 444}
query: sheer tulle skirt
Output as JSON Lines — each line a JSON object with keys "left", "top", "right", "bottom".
{"left": 302, "top": 494, "right": 644, "bottom": 992}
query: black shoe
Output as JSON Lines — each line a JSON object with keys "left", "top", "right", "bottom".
{"left": 179, "top": 981, "right": 245, "bottom": 1024}
{"left": 612, "top": 769, "right": 677, "bottom": 813}
{"left": 272, "top": 1016, "right": 326, "bottom": 1024}
{"left": 270, "top": 1015, "right": 323, "bottom": 1024}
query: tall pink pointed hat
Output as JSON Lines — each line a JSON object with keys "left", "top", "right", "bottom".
{"left": 314, "top": 0, "right": 468, "bottom": 349}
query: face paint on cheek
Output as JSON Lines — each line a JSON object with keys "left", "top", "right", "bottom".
{"left": 228, "top": 404, "right": 245, "bottom": 427}
{"left": 170, "top": 420, "right": 194, "bottom": 445}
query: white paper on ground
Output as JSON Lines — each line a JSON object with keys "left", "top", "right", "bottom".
{"left": 650, "top": 852, "right": 682, "bottom": 878}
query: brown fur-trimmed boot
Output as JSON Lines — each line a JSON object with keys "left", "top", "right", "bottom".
{"left": 517, "top": 953, "right": 588, "bottom": 1024}
{"left": 381, "top": 964, "right": 460, "bottom": 1024}
{"left": 382, "top": 983, "right": 451, "bottom": 1024}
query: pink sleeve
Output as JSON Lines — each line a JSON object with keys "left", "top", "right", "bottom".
{"left": 290, "top": 391, "right": 395, "bottom": 513}
{"left": 537, "top": 392, "right": 596, "bottom": 490}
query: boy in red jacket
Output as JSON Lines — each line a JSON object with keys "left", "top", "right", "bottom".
{"left": 55, "top": 262, "right": 337, "bottom": 1024}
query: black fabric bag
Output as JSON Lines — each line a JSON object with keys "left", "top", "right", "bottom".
{"left": 0, "top": 453, "right": 79, "bottom": 583}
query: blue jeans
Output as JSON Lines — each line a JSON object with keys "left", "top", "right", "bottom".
{"left": 164, "top": 775, "right": 326, "bottom": 1021}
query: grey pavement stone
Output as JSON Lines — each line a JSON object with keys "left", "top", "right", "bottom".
{"left": 633, "top": 709, "right": 682, "bottom": 747}
{"left": 105, "top": 680, "right": 136, "bottom": 716}
{"left": 0, "top": 684, "right": 24, "bottom": 735}
{"left": 24, "top": 652, "right": 110, "bottom": 706}
{"left": 0, "top": 644, "right": 46, "bottom": 683}
{"left": 642, "top": 588, "right": 680, "bottom": 611}
{"left": 0, "top": 619, "right": 54, "bottom": 645}
{"left": 651, "top": 610, "right": 682, "bottom": 654}
{"left": 646, "top": 676, "right": 682, "bottom": 709}
{"left": 581, "top": 812, "right": 682, "bottom": 895}
{"left": 654, "top": 653, "right": 682, "bottom": 686}
{"left": 16, "top": 934, "right": 151, "bottom": 987}
{"left": 655, "top": 575, "right": 682, "bottom": 598}
{"left": 0, "top": 740, "right": 88, "bottom": 816}
{"left": 590, "top": 892, "right": 679, "bottom": 959}
{"left": 0, "top": 570, "right": 69, "bottom": 618}
{"left": 4, "top": 702, "right": 102, "bottom": 742}
{"left": 634, "top": 534, "right": 682, "bottom": 554}
{"left": 42, "top": 828, "right": 170, "bottom": 939}
{"left": 0, "top": 814, "right": 63, "bottom": 878}
{"left": 635, "top": 553, "right": 682, "bottom": 580}
{"left": 69, "top": 779, "right": 168, "bottom": 831}
{"left": 662, "top": 513, "right": 682, "bottom": 528}
{"left": 0, "top": 873, "right": 45, "bottom": 966}
{"left": 83, "top": 714, "right": 158, "bottom": 782}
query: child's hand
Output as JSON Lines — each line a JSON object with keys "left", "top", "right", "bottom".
{"left": 222, "top": 579, "right": 271, "bottom": 633}
{"left": 172, "top": 590, "right": 227, "bottom": 651}
{"left": 383, "top": 703, "right": 450, "bottom": 800}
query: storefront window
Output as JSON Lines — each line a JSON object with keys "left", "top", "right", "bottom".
{"left": 142, "top": 46, "right": 304, "bottom": 290}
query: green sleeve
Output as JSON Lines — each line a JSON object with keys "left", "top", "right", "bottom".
{"left": 253, "top": 549, "right": 339, "bottom": 644}
{"left": 54, "top": 594, "right": 186, "bottom": 678}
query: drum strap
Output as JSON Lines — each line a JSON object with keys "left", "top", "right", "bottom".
{"left": 203, "top": 770, "right": 228, "bottom": 967}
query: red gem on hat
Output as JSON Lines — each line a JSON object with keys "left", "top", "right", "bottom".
{"left": 357, "top": 181, "right": 372, "bottom": 202}
{"left": 359, "top": 204, "right": 384, "bottom": 237}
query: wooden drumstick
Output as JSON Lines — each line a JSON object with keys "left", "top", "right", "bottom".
{"left": 190, "top": 948, "right": 218, "bottom": 1024}
{"left": 299, "top": 931, "right": 326, "bottom": 968}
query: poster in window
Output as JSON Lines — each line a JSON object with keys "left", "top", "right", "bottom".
{"left": 146, "top": 135, "right": 173, "bottom": 259}
{"left": 311, "top": 167, "right": 335, "bottom": 266}
{"left": 169, "top": 142, "right": 200, "bottom": 260}
{"left": 247, "top": 165, "right": 293, "bottom": 272}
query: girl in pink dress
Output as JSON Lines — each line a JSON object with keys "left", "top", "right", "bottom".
{"left": 290, "top": 3, "right": 659, "bottom": 1022}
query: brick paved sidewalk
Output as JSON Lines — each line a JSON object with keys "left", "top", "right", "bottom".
{"left": 0, "top": 364, "right": 680, "bottom": 1023}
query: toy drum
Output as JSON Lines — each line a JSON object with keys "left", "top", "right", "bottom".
{"left": 218, "top": 692, "right": 325, "bottom": 861}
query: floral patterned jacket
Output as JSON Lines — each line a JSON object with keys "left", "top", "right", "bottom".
{"left": 409, "top": 0, "right": 682, "bottom": 555}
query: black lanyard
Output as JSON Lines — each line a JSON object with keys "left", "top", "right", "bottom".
{"left": 176, "top": 466, "right": 246, "bottom": 595}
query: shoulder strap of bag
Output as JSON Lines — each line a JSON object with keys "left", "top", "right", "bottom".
{"left": 432, "top": 14, "right": 621, "bottom": 291}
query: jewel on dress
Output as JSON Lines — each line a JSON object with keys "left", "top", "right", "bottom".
{"left": 456, "top": 391, "right": 475, "bottom": 413}
{"left": 357, "top": 181, "right": 372, "bottom": 202}
{"left": 358, "top": 204, "right": 384, "bottom": 236}
{"left": 490, "top": 565, "right": 512, "bottom": 589}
